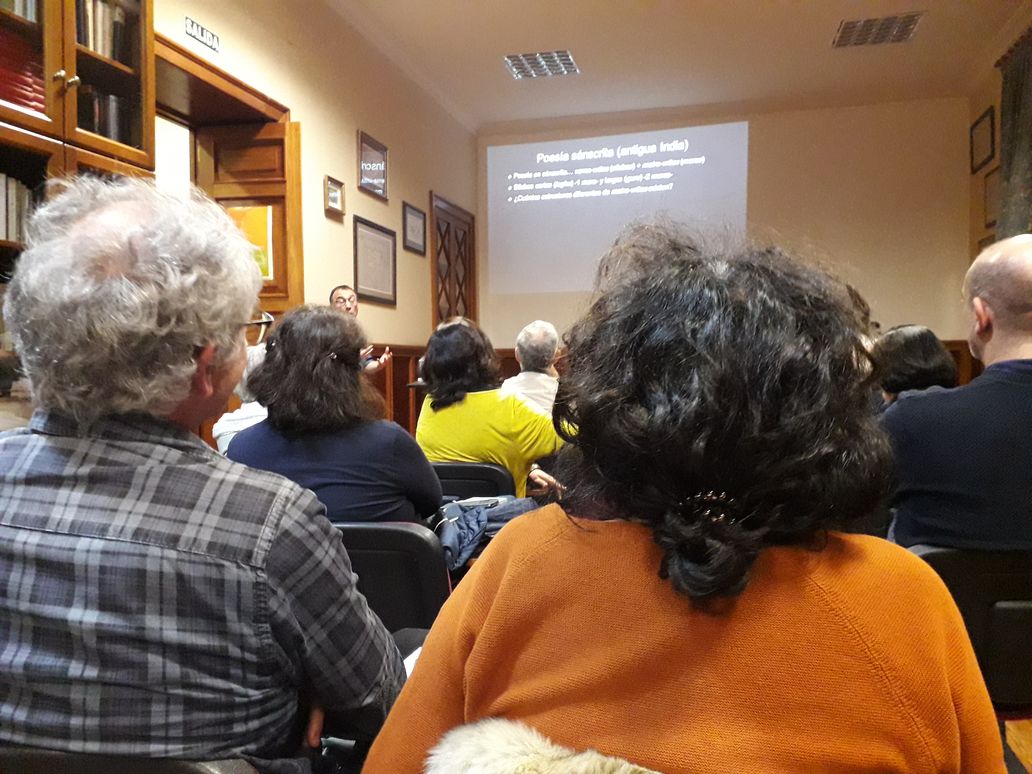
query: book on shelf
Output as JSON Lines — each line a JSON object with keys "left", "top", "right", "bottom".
{"left": 2, "top": 175, "right": 33, "bottom": 244}
{"left": 78, "top": 83, "right": 132, "bottom": 144}
{"left": 4, "top": 0, "right": 38, "bottom": 23}
{"left": 0, "top": 26, "right": 46, "bottom": 112}
{"left": 0, "top": 175, "right": 6, "bottom": 241}
{"left": 77, "top": 0, "right": 137, "bottom": 65}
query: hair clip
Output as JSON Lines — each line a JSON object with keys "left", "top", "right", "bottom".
{"left": 681, "top": 490, "right": 740, "bottom": 525}
{"left": 328, "top": 352, "right": 337, "bottom": 360}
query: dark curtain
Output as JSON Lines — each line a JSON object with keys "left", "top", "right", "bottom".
{"left": 997, "top": 33, "right": 1032, "bottom": 237}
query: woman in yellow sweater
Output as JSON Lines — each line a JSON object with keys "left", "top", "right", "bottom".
{"left": 366, "top": 226, "right": 1004, "bottom": 773}
{"left": 416, "top": 320, "right": 562, "bottom": 497}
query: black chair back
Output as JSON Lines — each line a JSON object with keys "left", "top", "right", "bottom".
{"left": 0, "top": 748, "right": 258, "bottom": 773}
{"left": 909, "top": 545, "right": 1032, "bottom": 710}
{"left": 334, "top": 521, "right": 451, "bottom": 632}
{"left": 431, "top": 462, "right": 516, "bottom": 499}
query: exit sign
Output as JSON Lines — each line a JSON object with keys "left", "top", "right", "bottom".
{"left": 185, "top": 17, "right": 220, "bottom": 53}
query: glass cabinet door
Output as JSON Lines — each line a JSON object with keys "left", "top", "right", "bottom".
{"left": 65, "top": 0, "right": 153, "bottom": 168}
{"left": 0, "top": 0, "right": 64, "bottom": 137}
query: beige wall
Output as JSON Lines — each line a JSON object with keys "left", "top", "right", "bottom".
{"left": 479, "top": 97, "right": 971, "bottom": 344}
{"left": 154, "top": 0, "right": 476, "bottom": 345}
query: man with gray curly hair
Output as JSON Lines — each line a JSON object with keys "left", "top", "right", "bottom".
{"left": 0, "top": 177, "right": 404, "bottom": 766}
{"left": 499, "top": 319, "right": 561, "bottom": 415}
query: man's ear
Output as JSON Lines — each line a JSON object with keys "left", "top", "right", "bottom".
{"left": 972, "top": 296, "right": 994, "bottom": 336}
{"left": 190, "top": 343, "right": 217, "bottom": 399}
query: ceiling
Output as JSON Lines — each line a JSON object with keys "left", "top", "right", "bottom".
{"left": 326, "top": 0, "right": 1030, "bottom": 132}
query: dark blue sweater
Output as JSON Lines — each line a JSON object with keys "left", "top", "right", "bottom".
{"left": 227, "top": 419, "right": 442, "bottom": 523}
{"left": 882, "top": 359, "right": 1032, "bottom": 549}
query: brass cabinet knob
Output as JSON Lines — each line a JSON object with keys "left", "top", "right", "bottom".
{"left": 66, "top": 76, "right": 82, "bottom": 88}
{"left": 52, "top": 69, "right": 67, "bottom": 81}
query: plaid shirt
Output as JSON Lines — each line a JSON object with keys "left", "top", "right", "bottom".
{"left": 0, "top": 411, "right": 405, "bottom": 760}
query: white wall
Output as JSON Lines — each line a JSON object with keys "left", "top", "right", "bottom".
{"left": 153, "top": 0, "right": 477, "bottom": 345}
{"left": 479, "top": 97, "right": 971, "bottom": 344}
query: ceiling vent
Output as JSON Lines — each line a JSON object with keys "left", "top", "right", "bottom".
{"left": 504, "top": 50, "right": 579, "bottom": 80}
{"left": 833, "top": 12, "right": 923, "bottom": 47}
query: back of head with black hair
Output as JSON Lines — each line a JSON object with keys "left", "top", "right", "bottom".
{"left": 872, "top": 325, "right": 958, "bottom": 396}
{"left": 422, "top": 321, "right": 500, "bottom": 410}
{"left": 554, "top": 222, "right": 893, "bottom": 604}
{"left": 247, "top": 304, "right": 377, "bottom": 434}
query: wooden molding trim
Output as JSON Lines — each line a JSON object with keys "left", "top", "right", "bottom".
{"left": 155, "top": 34, "right": 289, "bottom": 124}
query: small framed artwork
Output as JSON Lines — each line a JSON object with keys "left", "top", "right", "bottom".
{"left": 984, "top": 166, "right": 1001, "bottom": 229}
{"left": 357, "top": 131, "right": 388, "bottom": 201}
{"left": 226, "top": 204, "right": 275, "bottom": 281}
{"left": 402, "top": 201, "right": 427, "bottom": 255}
{"left": 324, "top": 175, "right": 344, "bottom": 216}
{"left": 970, "top": 106, "right": 995, "bottom": 174}
{"left": 353, "top": 216, "right": 397, "bottom": 305}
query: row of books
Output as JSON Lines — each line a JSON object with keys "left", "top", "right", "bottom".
{"left": 0, "top": 27, "right": 45, "bottom": 113}
{"left": 0, "top": 175, "right": 34, "bottom": 245}
{"left": 0, "top": 0, "right": 38, "bottom": 23}
{"left": 76, "top": 0, "right": 138, "bottom": 66}
{"left": 78, "top": 84, "right": 134, "bottom": 145}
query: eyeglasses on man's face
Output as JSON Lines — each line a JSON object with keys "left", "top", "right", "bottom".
{"left": 243, "top": 311, "right": 275, "bottom": 344}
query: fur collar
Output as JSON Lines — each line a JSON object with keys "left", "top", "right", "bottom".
{"left": 424, "top": 718, "right": 660, "bottom": 773}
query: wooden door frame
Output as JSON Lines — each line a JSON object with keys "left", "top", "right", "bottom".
{"left": 155, "top": 35, "right": 289, "bottom": 126}
{"left": 429, "top": 191, "right": 477, "bottom": 327}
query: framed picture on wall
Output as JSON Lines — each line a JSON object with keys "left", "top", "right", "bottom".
{"left": 357, "top": 131, "right": 388, "bottom": 201}
{"left": 984, "top": 166, "right": 1001, "bottom": 228}
{"left": 969, "top": 106, "right": 995, "bottom": 174}
{"left": 353, "top": 216, "right": 396, "bottom": 305}
{"left": 402, "top": 201, "right": 427, "bottom": 255}
{"left": 323, "top": 175, "right": 344, "bottom": 216}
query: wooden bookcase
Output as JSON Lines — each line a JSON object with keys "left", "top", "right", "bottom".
{"left": 0, "top": 0, "right": 154, "bottom": 283}
{"left": 0, "top": 0, "right": 154, "bottom": 168}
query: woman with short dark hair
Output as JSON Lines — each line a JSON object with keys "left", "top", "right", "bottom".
{"left": 873, "top": 324, "right": 958, "bottom": 404}
{"left": 416, "top": 320, "right": 562, "bottom": 497}
{"left": 227, "top": 305, "right": 441, "bottom": 522}
{"left": 365, "top": 225, "right": 1003, "bottom": 772}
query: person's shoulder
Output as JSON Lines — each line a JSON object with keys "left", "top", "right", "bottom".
{"left": 882, "top": 383, "right": 972, "bottom": 427}
{"left": 372, "top": 418, "right": 418, "bottom": 448}
{"left": 209, "top": 450, "right": 323, "bottom": 522}
{"left": 224, "top": 417, "right": 273, "bottom": 457}
{"left": 812, "top": 533, "right": 959, "bottom": 627}
{"left": 485, "top": 504, "right": 583, "bottom": 561}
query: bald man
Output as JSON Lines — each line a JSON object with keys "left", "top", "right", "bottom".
{"left": 883, "top": 235, "right": 1032, "bottom": 549}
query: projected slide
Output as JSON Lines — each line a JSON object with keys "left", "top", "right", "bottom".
{"left": 487, "top": 122, "right": 748, "bottom": 294}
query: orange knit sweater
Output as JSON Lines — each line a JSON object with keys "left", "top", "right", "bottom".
{"left": 363, "top": 505, "right": 1004, "bottom": 773}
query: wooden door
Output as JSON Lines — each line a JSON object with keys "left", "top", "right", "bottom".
{"left": 194, "top": 121, "right": 304, "bottom": 314}
{"left": 430, "top": 191, "right": 476, "bottom": 325}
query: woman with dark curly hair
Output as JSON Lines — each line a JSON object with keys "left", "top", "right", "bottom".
{"left": 365, "top": 224, "right": 1003, "bottom": 772}
{"left": 872, "top": 324, "right": 958, "bottom": 405}
{"left": 416, "top": 319, "right": 562, "bottom": 497}
{"left": 227, "top": 305, "right": 441, "bottom": 522}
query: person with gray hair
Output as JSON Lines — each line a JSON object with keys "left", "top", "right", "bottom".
{"left": 499, "top": 319, "right": 560, "bottom": 415}
{"left": 0, "top": 177, "right": 404, "bottom": 765}
{"left": 884, "top": 234, "right": 1032, "bottom": 549}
